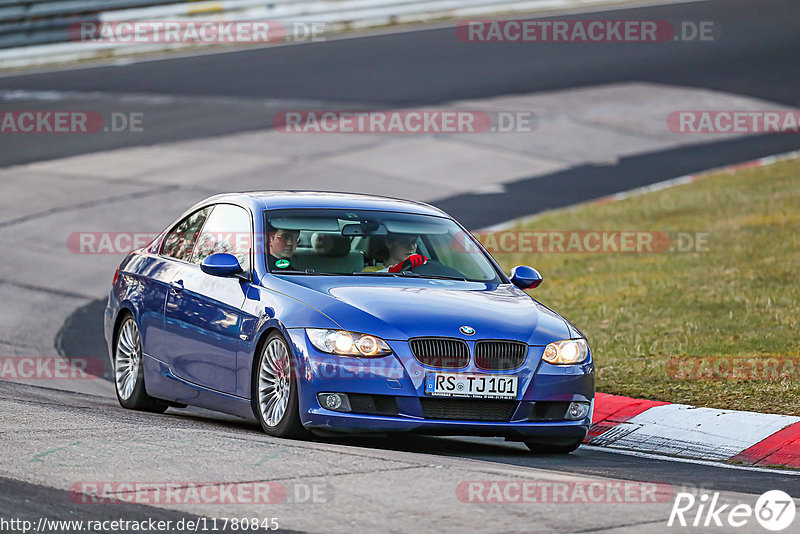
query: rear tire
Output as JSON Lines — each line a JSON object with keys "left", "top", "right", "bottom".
{"left": 114, "top": 315, "right": 167, "bottom": 413}
{"left": 253, "top": 332, "right": 308, "bottom": 439}
{"left": 524, "top": 439, "right": 583, "bottom": 454}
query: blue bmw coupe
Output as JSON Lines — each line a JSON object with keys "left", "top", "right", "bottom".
{"left": 105, "top": 192, "right": 594, "bottom": 453}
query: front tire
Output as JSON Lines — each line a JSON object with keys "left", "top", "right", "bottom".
{"left": 114, "top": 315, "right": 167, "bottom": 413}
{"left": 253, "top": 332, "right": 307, "bottom": 438}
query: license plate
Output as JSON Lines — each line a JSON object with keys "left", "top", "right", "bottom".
{"left": 424, "top": 372, "right": 518, "bottom": 399}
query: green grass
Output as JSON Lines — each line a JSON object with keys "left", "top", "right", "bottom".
{"left": 493, "top": 158, "right": 800, "bottom": 415}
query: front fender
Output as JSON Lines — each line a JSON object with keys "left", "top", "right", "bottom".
{"left": 234, "top": 283, "right": 340, "bottom": 398}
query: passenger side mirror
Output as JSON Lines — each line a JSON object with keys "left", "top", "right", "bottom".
{"left": 509, "top": 265, "right": 542, "bottom": 290}
{"left": 201, "top": 253, "right": 243, "bottom": 277}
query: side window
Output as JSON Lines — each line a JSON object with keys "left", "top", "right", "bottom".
{"left": 191, "top": 204, "right": 252, "bottom": 272}
{"left": 161, "top": 207, "right": 212, "bottom": 262}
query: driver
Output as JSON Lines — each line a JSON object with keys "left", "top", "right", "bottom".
{"left": 267, "top": 229, "right": 300, "bottom": 271}
{"left": 362, "top": 233, "right": 428, "bottom": 272}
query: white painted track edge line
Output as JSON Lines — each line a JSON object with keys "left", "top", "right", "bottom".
{"left": 583, "top": 445, "right": 800, "bottom": 475}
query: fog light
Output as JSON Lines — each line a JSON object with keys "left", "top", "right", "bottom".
{"left": 326, "top": 394, "right": 342, "bottom": 409}
{"left": 318, "top": 393, "right": 351, "bottom": 412}
{"left": 565, "top": 402, "right": 589, "bottom": 420}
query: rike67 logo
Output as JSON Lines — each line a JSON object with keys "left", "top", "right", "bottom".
{"left": 668, "top": 490, "right": 795, "bottom": 531}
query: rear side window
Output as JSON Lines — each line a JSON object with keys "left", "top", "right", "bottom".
{"left": 161, "top": 207, "right": 212, "bottom": 262}
{"left": 191, "top": 203, "right": 252, "bottom": 272}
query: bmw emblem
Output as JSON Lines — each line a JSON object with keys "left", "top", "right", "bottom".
{"left": 460, "top": 325, "right": 475, "bottom": 336}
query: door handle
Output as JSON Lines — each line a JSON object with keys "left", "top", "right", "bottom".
{"left": 169, "top": 280, "right": 184, "bottom": 293}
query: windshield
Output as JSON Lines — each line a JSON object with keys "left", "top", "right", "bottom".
{"left": 263, "top": 209, "right": 503, "bottom": 283}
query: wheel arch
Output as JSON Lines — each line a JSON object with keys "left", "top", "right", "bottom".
{"left": 110, "top": 305, "right": 136, "bottom": 363}
{"left": 249, "top": 325, "right": 299, "bottom": 401}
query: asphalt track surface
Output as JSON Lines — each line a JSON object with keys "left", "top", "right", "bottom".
{"left": 2, "top": 0, "right": 800, "bottom": 226}
{"left": 2, "top": 0, "right": 799, "bottom": 106}
{"left": 3, "top": 381, "right": 799, "bottom": 532}
{"left": 1, "top": 0, "right": 800, "bottom": 173}
{"left": 2, "top": 0, "right": 800, "bottom": 530}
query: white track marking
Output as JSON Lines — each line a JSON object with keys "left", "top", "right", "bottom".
{"left": 584, "top": 445, "right": 800, "bottom": 475}
{"left": 600, "top": 404, "right": 800, "bottom": 461}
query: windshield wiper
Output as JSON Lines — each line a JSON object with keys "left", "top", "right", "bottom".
{"left": 348, "top": 271, "right": 470, "bottom": 281}
{"left": 399, "top": 272, "right": 470, "bottom": 282}
{"left": 276, "top": 270, "right": 403, "bottom": 277}
{"left": 274, "top": 270, "right": 470, "bottom": 281}
{"left": 272, "top": 269, "right": 338, "bottom": 276}
{"left": 347, "top": 271, "right": 401, "bottom": 277}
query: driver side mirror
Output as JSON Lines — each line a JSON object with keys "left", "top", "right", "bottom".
{"left": 201, "top": 253, "right": 243, "bottom": 277}
{"left": 509, "top": 265, "right": 542, "bottom": 290}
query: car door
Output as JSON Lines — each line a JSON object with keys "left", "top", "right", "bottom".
{"left": 162, "top": 203, "right": 252, "bottom": 395}
{"left": 144, "top": 206, "right": 212, "bottom": 365}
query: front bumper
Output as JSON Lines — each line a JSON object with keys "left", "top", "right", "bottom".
{"left": 286, "top": 329, "right": 594, "bottom": 440}
{"left": 301, "top": 405, "right": 591, "bottom": 439}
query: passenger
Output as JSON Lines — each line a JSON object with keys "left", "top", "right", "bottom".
{"left": 362, "top": 233, "right": 427, "bottom": 272}
{"left": 267, "top": 229, "right": 300, "bottom": 271}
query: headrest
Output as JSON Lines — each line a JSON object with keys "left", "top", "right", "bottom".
{"left": 311, "top": 233, "right": 352, "bottom": 257}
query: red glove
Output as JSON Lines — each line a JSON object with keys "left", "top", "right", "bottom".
{"left": 388, "top": 254, "right": 428, "bottom": 273}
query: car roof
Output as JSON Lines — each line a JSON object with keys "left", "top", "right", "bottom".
{"left": 202, "top": 191, "right": 450, "bottom": 217}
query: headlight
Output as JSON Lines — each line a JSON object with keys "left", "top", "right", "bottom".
{"left": 542, "top": 338, "right": 588, "bottom": 365}
{"left": 306, "top": 329, "right": 392, "bottom": 357}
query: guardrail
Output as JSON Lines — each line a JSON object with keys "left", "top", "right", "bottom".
{"left": 0, "top": 0, "right": 626, "bottom": 69}
{"left": 0, "top": 1, "right": 188, "bottom": 49}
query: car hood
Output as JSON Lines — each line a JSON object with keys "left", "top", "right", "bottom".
{"left": 270, "top": 276, "right": 571, "bottom": 344}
